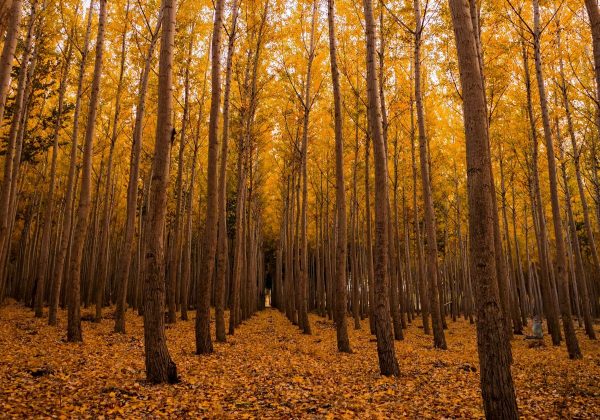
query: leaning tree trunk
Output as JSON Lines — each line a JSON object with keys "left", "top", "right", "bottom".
{"left": 557, "top": 34, "right": 597, "bottom": 339}
{"left": 410, "top": 94, "right": 430, "bottom": 334}
{"left": 0, "top": 0, "right": 33, "bottom": 299}
{"left": 327, "top": 0, "right": 351, "bottom": 353}
{"left": 114, "top": 11, "right": 162, "bottom": 334}
{"left": 196, "top": 0, "right": 225, "bottom": 355}
{"left": 522, "top": 37, "right": 561, "bottom": 343}
{"left": 67, "top": 0, "right": 106, "bottom": 343}
{"left": 34, "top": 34, "right": 73, "bottom": 318}
{"left": 0, "top": 0, "right": 13, "bottom": 39}
{"left": 48, "top": 4, "right": 94, "bottom": 327}
{"left": 298, "top": 0, "right": 318, "bottom": 335}
{"left": 448, "top": 0, "right": 518, "bottom": 417}
{"left": 215, "top": 0, "right": 239, "bottom": 342}
{"left": 143, "top": 0, "right": 178, "bottom": 384}
{"left": 532, "top": 0, "right": 581, "bottom": 360}
{"left": 585, "top": 0, "right": 600, "bottom": 138}
{"left": 166, "top": 26, "right": 191, "bottom": 325}
{"left": 96, "top": 2, "right": 129, "bottom": 322}
{"left": 414, "top": 0, "right": 446, "bottom": 349}
{"left": 362, "top": 0, "right": 399, "bottom": 377}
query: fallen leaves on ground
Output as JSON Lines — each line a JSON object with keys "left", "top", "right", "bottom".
{"left": 1, "top": 302, "right": 599, "bottom": 418}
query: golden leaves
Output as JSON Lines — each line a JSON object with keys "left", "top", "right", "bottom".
{"left": 1, "top": 303, "right": 599, "bottom": 418}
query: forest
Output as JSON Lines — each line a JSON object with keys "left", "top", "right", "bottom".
{"left": 0, "top": 0, "right": 599, "bottom": 417}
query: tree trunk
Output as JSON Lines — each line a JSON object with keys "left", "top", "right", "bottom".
{"left": 166, "top": 24, "right": 191, "bottom": 325}
{"left": 532, "top": 0, "right": 581, "bottom": 359}
{"left": 67, "top": 0, "right": 106, "bottom": 343}
{"left": 48, "top": 4, "right": 94, "bottom": 326}
{"left": 196, "top": 0, "right": 226, "bottom": 355}
{"left": 114, "top": 9, "right": 162, "bottom": 334}
{"left": 448, "top": 0, "right": 518, "bottom": 417}
{"left": 143, "top": 0, "right": 178, "bottom": 384}
{"left": 96, "top": 2, "right": 129, "bottom": 322}
{"left": 327, "top": 0, "right": 351, "bottom": 352}
{"left": 362, "top": 0, "right": 399, "bottom": 377}
{"left": 36, "top": 16, "right": 73, "bottom": 318}
{"left": 414, "top": 0, "right": 446, "bottom": 349}
{"left": 0, "top": 0, "right": 33, "bottom": 298}
{"left": 521, "top": 38, "right": 561, "bottom": 344}
{"left": 215, "top": 0, "right": 239, "bottom": 343}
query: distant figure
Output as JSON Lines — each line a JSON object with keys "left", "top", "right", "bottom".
{"left": 526, "top": 316, "right": 543, "bottom": 339}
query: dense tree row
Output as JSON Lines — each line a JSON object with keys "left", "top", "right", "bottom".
{"left": 0, "top": 0, "right": 599, "bottom": 416}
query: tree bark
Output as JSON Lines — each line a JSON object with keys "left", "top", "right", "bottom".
{"left": 49, "top": 4, "right": 94, "bottom": 327}
{"left": 327, "top": 0, "right": 351, "bottom": 352}
{"left": 448, "top": 0, "right": 518, "bottom": 417}
{"left": 95, "top": 1, "right": 129, "bottom": 322}
{"left": 414, "top": 0, "right": 446, "bottom": 349}
{"left": 114, "top": 9, "right": 162, "bottom": 334}
{"left": 215, "top": 0, "right": 239, "bottom": 343}
{"left": 362, "top": 0, "right": 399, "bottom": 377}
{"left": 67, "top": 0, "right": 106, "bottom": 343}
{"left": 34, "top": 34, "right": 73, "bottom": 318}
{"left": 532, "top": 0, "right": 581, "bottom": 359}
{"left": 143, "top": 0, "right": 178, "bottom": 384}
{"left": 196, "top": 0, "right": 226, "bottom": 354}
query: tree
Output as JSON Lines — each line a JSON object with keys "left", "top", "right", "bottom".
{"left": 362, "top": 0, "right": 399, "bottom": 377}
{"left": 447, "top": 0, "right": 518, "bottom": 417}
{"left": 327, "top": 0, "right": 351, "bottom": 353}
{"left": 114, "top": 6, "right": 163, "bottom": 334}
{"left": 414, "top": 0, "right": 446, "bottom": 350}
{"left": 215, "top": 0, "right": 240, "bottom": 343}
{"left": 532, "top": 0, "right": 581, "bottom": 360}
{"left": 143, "top": 0, "right": 178, "bottom": 383}
{"left": 48, "top": 2, "right": 95, "bottom": 327}
{"left": 67, "top": 0, "right": 107, "bottom": 343}
{"left": 196, "top": 0, "right": 225, "bottom": 355}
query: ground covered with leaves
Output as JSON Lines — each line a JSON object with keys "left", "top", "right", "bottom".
{"left": 1, "top": 302, "right": 599, "bottom": 418}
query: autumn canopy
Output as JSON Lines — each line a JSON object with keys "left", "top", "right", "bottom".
{"left": 0, "top": 0, "right": 600, "bottom": 417}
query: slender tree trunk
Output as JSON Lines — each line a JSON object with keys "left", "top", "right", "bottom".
{"left": 67, "top": 0, "right": 106, "bottom": 343}
{"left": 365, "top": 133, "right": 376, "bottom": 335}
{"left": 297, "top": 0, "right": 317, "bottom": 335}
{"left": 533, "top": 0, "right": 581, "bottom": 359}
{"left": 215, "top": 0, "right": 239, "bottom": 343}
{"left": 362, "top": 0, "right": 399, "bottom": 377}
{"left": 448, "top": 1, "right": 518, "bottom": 417}
{"left": 0, "top": 0, "right": 34, "bottom": 298}
{"left": 410, "top": 90, "right": 430, "bottom": 334}
{"left": 585, "top": 0, "right": 600, "bottom": 137}
{"left": 143, "top": 0, "right": 178, "bottom": 384}
{"left": 499, "top": 152, "right": 523, "bottom": 334}
{"left": 166, "top": 25, "right": 191, "bottom": 325}
{"left": 49, "top": 5, "right": 94, "bottom": 326}
{"left": 114, "top": 12, "right": 162, "bottom": 333}
{"left": 196, "top": 0, "right": 226, "bottom": 355}
{"left": 415, "top": 0, "right": 446, "bottom": 349}
{"left": 521, "top": 38, "right": 561, "bottom": 344}
{"left": 328, "top": 0, "right": 351, "bottom": 352}
{"left": 35, "top": 24, "right": 73, "bottom": 318}
{"left": 96, "top": 2, "right": 129, "bottom": 322}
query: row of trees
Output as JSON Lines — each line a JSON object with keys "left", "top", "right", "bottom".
{"left": 0, "top": 0, "right": 599, "bottom": 417}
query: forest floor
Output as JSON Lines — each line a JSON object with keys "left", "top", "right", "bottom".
{"left": 1, "top": 302, "right": 599, "bottom": 418}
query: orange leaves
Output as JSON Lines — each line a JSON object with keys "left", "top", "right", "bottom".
{"left": 1, "top": 303, "right": 600, "bottom": 417}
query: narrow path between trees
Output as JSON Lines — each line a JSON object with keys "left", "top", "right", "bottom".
{"left": 1, "top": 303, "right": 599, "bottom": 417}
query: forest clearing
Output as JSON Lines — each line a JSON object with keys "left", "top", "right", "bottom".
{"left": 2, "top": 303, "right": 600, "bottom": 418}
{"left": 2, "top": 0, "right": 600, "bottom": 417}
